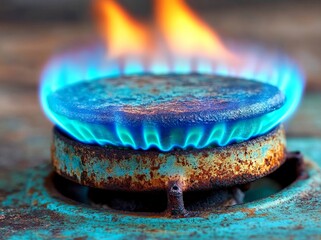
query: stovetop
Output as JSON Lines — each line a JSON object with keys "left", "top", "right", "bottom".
{"left": 1, "top": 137, "right": 321, "bottom": 239}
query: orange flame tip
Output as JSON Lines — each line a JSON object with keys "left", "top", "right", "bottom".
{"left": 154, "top": 0, "right": 233, "bottom": 60}
{"left": 93, "top": 0, "right": 152, "bottom": 59}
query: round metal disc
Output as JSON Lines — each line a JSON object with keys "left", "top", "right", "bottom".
{"left": 47, "top": 74, "right": 285, "bottom": 126}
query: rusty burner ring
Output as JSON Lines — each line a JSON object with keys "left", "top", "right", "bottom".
{"left": 52, "top": 125, "right": 286, "bottom": 193}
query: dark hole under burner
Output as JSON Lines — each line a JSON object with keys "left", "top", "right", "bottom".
{"left": 51, "top": 151, "right": 305, "bottom": 214}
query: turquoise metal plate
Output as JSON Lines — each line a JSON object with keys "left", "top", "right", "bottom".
{"left": 1, "top": 138, "right": 321, "bottom": 239}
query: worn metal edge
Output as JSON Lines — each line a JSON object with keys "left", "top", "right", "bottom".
{"left": 52, "top": 125, "right": 286, "bottom": 191}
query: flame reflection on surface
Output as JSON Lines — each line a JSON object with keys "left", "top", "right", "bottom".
{"left": 40, "top": 0, "right": 304, "bottom": 151}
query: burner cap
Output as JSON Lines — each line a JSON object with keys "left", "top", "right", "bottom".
{"left": 48, "top": 74, "right": 285, "bottom": 126}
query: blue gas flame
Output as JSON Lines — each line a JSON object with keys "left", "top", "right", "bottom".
{"left": 40, "top": 42, "right": 304, "bottom": 151}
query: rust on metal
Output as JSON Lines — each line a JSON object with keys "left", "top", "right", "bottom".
{"left": 166, "top": 181, "right": 188, "bottom": 217}
{"left": 52, "top": 125, "right": 286, "bottom": 192}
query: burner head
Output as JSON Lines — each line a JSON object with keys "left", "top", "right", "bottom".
{"left": 52, "top": 126, "right": 286, "bottom": 192}
{"left": 47, "top": 74, "right": 285, "bottom": 150}
{"left": 48, "top": 74, "right": 284, "bottom": 125}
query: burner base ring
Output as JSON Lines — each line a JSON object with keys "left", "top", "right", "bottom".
{"left": 52, "top": 125, "right": 286, "bottom": 191}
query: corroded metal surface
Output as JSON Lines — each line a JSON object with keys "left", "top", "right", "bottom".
{"left": 1, "top": 158, "right": 321, "bottom": 239}
{"left": 167, "top": 181, "right": 189, "bottom": 217}
{"left": 52, "top": 126, "right": 286, "bottom": 191}
{"left": 48, "top": 74, "right": 284, "bottom": 125}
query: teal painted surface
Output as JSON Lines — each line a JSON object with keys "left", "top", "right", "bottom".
{"left": 1, "top": 138, "right": 321, "bottom": 239}
{"left": 287, "top": 93, "right": 321, "bottom": 137}
{"left": 288, "top": 138, "right": 321, "bottom": 165}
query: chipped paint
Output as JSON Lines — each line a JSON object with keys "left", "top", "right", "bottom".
{"left": 1, "top": 158, "right": 321, "bottom": 239}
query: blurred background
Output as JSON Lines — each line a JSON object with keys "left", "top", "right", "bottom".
{"left": 1, "top": 0, "right": 321, "bottom": 172}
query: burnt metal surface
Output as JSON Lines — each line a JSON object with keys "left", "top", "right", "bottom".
{"left": 48, "top": 74, "right": 285, "bottom": 125}
{"left": 52, "top": 126, "right": 286, "bottom": 191}
{"left": 1, "top": 156, "right": 321, "bottom": 239}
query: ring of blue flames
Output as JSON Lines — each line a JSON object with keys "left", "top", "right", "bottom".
{"left": 40, "top": 43, "right": 304, "bottom": 151}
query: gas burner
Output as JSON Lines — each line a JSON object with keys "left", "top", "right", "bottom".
{"left": 1, "top": 70, "right": 320, "bottom": 237}
{"left": 52, "top": 125, "right": 286, "bottom": 217}
{"left": 47, "top": 74, "right": 288, "bottom": 218}
{"left": 51, "top": 149, "right": 305, "bottom": 216}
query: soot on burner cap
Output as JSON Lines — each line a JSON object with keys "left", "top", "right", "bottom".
{"left": 48, "top": 74, "right": 284, "bottom": 125}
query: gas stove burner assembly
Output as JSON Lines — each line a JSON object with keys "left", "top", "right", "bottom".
{"left": 52, "top": 125, "right": 286, "bottom": 217}
{"left": 51, "top": 74, "right": 285, "bottom": 188}
{"left": 46, "top": 73, "right": 300, "bottom": 218}
{"left": 2, "top": 74, "right": 321, "bottom": 239}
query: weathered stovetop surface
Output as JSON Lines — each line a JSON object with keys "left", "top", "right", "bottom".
{"left": 1, "top": 140, "right": 321, "bottom": 239}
